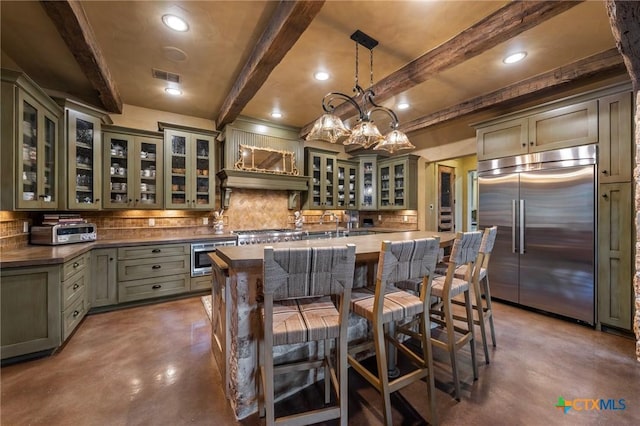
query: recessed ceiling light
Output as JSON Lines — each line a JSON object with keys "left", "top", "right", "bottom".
{"left": 503, "top": 51, "right": 527, "bottom": 64}
{"left": 162, "top": 14, "right": 189, "bottom": 32}
{"left": 314, "top": 71, "right": 330, "bottom": 81}
{"left": 165, "top": 87, "right": 182, "bottom": 96}
{"left": 397, "top": 102, "right": 410, "bottom": 110}
{"left": 271, "top": 111, "right": 282, "bottom": 119}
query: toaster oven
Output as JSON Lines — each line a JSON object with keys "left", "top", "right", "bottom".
{"left": 30, "top": 223, "right": 98, "bottom": 245}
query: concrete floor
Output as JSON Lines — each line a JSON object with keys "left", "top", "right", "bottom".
{"left": 1, "top": 296, "right": 639, "bottom": 425}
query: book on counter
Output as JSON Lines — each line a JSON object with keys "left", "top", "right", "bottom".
{"left": 41, "top": 214, "right": 87, "bottom": 225}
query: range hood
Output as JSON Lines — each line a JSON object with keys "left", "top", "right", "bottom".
{"left": 217, "top": 169, "right": 308, "bottom": 208}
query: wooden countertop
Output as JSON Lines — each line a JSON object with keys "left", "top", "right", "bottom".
{"left": 0, "top": 234, "right": 236, "bottom": 268}
{"left": 215, "top": 231, "right": 455, "bottom": 269}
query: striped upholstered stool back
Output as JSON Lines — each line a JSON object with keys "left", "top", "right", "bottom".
{"left": 449, "top": 231, "right": 483, "bottom": 267}
{"left": 480, "top": 226, "right": 498, "bottom": 255}
{"left": 263, "top": 245, "right": 356, "bottom": 301}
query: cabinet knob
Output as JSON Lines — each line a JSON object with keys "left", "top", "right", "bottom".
{"left": 152, "top": 284, "right": 162, "bottom": 290}
{"left": 73, "top": 310, "right": 80, "bottom": 318}
{"left": 602, "top": 193, "right": 608, "bottom": 199}
{"left": 95, "top": 198, "right": 100, "bottom": 203}
{"left": 73, "top": 262, "right": 80, "bottom": 268}
{"left": 109, "top": 257, "right": 114, "bottom": 261}
{"left": 152, "top": 265, "right": 161, "bottom": 269}
{"left": 529, "top": 141, "right": 534, "bottom": 146}
{"left": 73, "top": 283, "right": 80, "bottom": 290}
{"left": 601, "top": 170, "right": 608, "bottom": 175}
{"left": 128, "top": 198, "right": 132, "bottom": 203}
{"left": 135, "top": 199, "right": 139, "bottom": 203}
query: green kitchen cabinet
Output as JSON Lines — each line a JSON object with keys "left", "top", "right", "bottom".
{"left": 1, "top": 69, "right": 61, "bottom": 210}
{"left": 162, "top": 124, "right": 217, "bottom": 210}
{"left": 357, "top": 154, "right": 378, "bottom": 211}
{"left": 337, "top": 159, "right": 358, "bottom": 210}
{"left": 378, "top": 154, "right": 418, "bottom": 210}
{"left": 91, "top": 248, "right": 118, "bottom": 308}
{"left": 305, "top": 148, "right": 338, "bottom": 209}
{"left": 103, "top": 126, "right": 164, "bottom": 209}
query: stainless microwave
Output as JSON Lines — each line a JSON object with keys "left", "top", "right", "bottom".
{"left": 191, "top": 239, "right": 237, "bottom": 277}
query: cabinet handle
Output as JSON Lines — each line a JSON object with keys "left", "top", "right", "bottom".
{"left": 601, "top": 170, "right": 608, "bottom": 175}
{"left": 152, "top": 249, "right": 161, "bottom": 253}
{"left": 73, "top": 310, "right": 80, "bottom": 318}
{"left": 152, "top": 284, "right": 162, "bottom": 289}
{"left": 73, "top": 283, "right": 80, "bottom": 290}
{"left": 73, "top": 262, "right": 80, "bottom": 268}
{"left": 152, "top": 265, "right": 161, "bottom": 269}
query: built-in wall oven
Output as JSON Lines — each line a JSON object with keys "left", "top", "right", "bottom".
{"left": 191, "top": 239, "right": 237, "bottom": 277}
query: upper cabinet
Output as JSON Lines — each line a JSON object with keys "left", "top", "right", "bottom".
{"left": 305, "top": 148, "right": 337, "bottom": 209}
{"left": 162, "top": 125, "right": 216, "bottom": 210}
{"left": 378, "top": 154, "right": 418, "bottom": 210}
{"left": 357, "top": 154, "right": 378, "bottom": 211}
{"left": 476, "top": 99, "right": 598, "bottom": 161}
{"left": 1, "top": 69, "right": 61, "bottom": 210}
{"left": 103, "top": 127, "right": 164, "bottom": 209}
{"left": 337, "top": 160, "right": 358, "bottom": 210}
{"left": 59, "top": 99, "right": 111, "bottom": 210}
{"left": 598, "top": 91, "right": 633, "bottom": 184}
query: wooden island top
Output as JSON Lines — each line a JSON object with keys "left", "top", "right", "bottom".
{"left": 215, "top": 231, "right": 456, "bottom": 268}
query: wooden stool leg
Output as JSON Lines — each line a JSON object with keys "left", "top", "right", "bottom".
{"left": 443, "top": 296, "right": 461, "bottom": 401}
{"left": 464, "top": 290, "right": 478, "bottom": 380}
{"left": 483, "top": 275, "right": 497, "bottom": 347}
{"left": 373, "top": 318, "right": 392, "bottom": 426}
{"left": 473, "top": 277, "right": 490, "bottom": 364}
{"left": 264, "top": 338, "right": 275, "bottom": 425}
{"left": 419, "top": 311, "right": 438, "bottom": 426}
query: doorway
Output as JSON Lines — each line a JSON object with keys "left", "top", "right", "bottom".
{"left": 438, "top": 165, "right": 455, "bottom": 232}
{"left": 468, "top": 170, "right": 478, "bottom": 231}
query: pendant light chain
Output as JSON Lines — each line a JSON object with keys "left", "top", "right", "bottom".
{"left": 354, "top": 41, "right": 359, "bottom": 91}
{"left": 370, "top": 47, "right": 374, "bottom": 89}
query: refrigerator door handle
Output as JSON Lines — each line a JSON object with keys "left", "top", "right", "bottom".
{"left": 519, "top": 199, "right": 525, "bottom": 254}
{"left": 512, "top": 199, "right": 517, "bottom": 253}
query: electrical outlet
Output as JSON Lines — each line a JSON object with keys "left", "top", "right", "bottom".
{"left": 378, "top": 215, "right": 382, "bottom": 222}
{"left": 23, "top": 221, "right": 29, "bottom": 233}
{"left": 148, "top": 218, "right": 155, "bottom": 227}
{"left": 403, "top": 215, "right": 408, "bottom": 222}
{"left": 203, "top": 217, "right": 209, "bottom": 225}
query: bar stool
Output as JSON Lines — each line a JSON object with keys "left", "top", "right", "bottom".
{"left": 451, "top": 226, "right": 498, "bottom": 363}
{"left": 428, "top": 231, "right": 482, "bottom": 401}
{"left": 258, "top": 244, "right": 356, "bottom": 426}
{"left": 348, "top": 238, "right": 440, "bottom": 426}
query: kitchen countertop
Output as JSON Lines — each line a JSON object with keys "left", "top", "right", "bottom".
{"left": 215, "top": 231, "right": 454, "bottom": 268}
{"left": 0, "top": 234, "right": 236, "bottom": 268}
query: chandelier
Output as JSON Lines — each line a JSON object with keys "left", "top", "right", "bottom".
{"left": 305, "top": 30, "right": 415, "bottom": 154}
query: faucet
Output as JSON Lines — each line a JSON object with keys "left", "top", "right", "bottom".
{"left": 320, "top": 211, "right": 340, "bottom": 237}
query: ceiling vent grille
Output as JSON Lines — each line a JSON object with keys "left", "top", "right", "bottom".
{"left": 152, "top": 68, "right": 181, "bottom": 83}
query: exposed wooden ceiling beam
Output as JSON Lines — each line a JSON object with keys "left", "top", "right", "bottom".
{"left": 41, "top": 0, "right": 123, "bottom": 113}
{"left": 300, "top": 0, "right": 583, "bottom": 137}
{"left": 215, "top": 0, "right": 325, "bottom": 130}
{"left": 399, "top": 48, "right": 626, "bottom": 134}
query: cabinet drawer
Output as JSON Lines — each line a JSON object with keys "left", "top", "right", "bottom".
{"left": 118, "top": 274, "right": 189, "bottom": 303}
{"left": 117, "top": 244, "right": 189, "bottom": 260}
{"left": 62, "top": 269, "right": 86, "bottom": 310}
{"left": 190, "top": 275, "right": 212, "bottom": 292}
{"left": 118, "top": 255, "right": 190, "bottom": 281}
{"left": 63, "top": 253, "right": 89, "bottom": 281}
{"left": 62, "top": 294, "right": 87, "bottom": 341}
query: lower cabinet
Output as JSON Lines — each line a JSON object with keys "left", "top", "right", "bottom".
{"left": 61, "top": 253, "right": 90, "bottom": 340}
{"left": 117, "top": 243, "right": 190, "bottom": 303}
{"left": 190, "top": 275, "right": 212, "bottom": 291}
{"left": 1, "top": 265, "right": 61, "bottom": 360}
{"left": 598, "top": 182, "right": 633, "bottom": 330}
{"left": 91, "top": 248, "right": 118, "bottom": 307}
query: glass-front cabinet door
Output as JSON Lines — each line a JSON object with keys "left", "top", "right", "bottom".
{"left": 103, "top": 131, "right": 163, "bottom": 209}
{"left": 378, "top": 155, "right": 418, "bottom": 210}
{"left": 337, "top": 160, "right": 358, "bottom": 209}
{"left": 357, "top": 155, "right": 377, "bottom": 210}
{"left": 164, "top": 129, "right": 215, "bottom": 210}
{"left": 67, "top": 109, "right": 101, "bottom": 209}
{"left": 306, "top": 149, "right": 337, "bottom": 209}
{"left": 17, "top": 91, "right": 58, "bottom": 209}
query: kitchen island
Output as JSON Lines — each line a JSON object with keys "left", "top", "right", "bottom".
{"left": 212, "top": 231, "right": 455, "bottom": 419}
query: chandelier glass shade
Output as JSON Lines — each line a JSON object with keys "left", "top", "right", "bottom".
{"left": 306, "top": 30, "right": 415, "bottom": 154}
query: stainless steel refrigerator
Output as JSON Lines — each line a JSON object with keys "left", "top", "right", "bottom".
{"left": 478, "top": 145, "right": 596, "bottom": 324}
